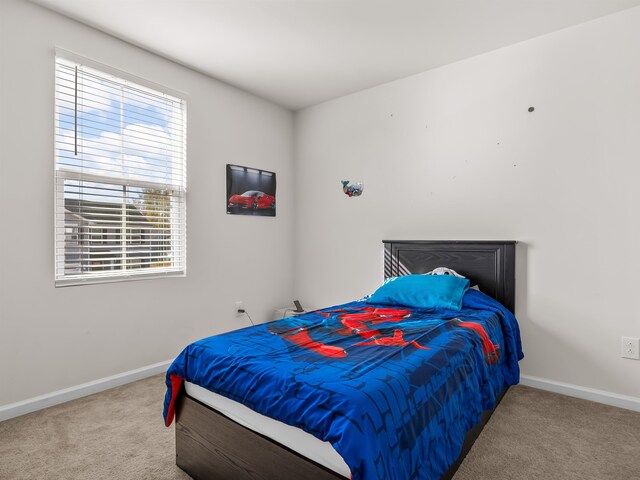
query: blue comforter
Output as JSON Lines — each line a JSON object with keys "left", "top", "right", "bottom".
{"left": 163, "top": 290, "right": 523, "bottom": 480}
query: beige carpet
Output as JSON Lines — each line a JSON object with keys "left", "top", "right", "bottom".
{"left": 454, "top": 386, "right": 640, "bottom": 480}
{"left": 1, "top": 376, "right": 639, "bottom": 480}
{"left": 0, "top": 375, "right": 189, "bottom": 480}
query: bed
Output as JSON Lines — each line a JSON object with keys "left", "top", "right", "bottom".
{"left": 164, "top": 240, "right": 521, "bottom": 480}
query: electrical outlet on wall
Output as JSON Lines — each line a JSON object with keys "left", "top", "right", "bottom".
{"left": 235, "top": 301, "right": 244, "bottom": 316}
{"left": 621, "top": 337, "right": 640, "bottom": 360}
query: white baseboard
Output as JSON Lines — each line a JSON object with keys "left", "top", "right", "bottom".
{"left": 520, "top": 374, "right": 640, "bottom": 413}
{"left": 0, "top": 360, "right": 172, "bottom": 422}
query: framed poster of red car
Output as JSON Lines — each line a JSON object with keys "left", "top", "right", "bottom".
{"left": 226, "top": 164, "right": 276, "bottom": 217}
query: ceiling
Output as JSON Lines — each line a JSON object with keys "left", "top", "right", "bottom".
{"left": 30, "top": 0, "right": 640, "bottom": 110}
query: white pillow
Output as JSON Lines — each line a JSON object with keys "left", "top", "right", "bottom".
{"left": 426, "top": 267, "right": 481, "bottom": 291}
{"left": 425, "top": 267, "right": 465, "bottom": 278}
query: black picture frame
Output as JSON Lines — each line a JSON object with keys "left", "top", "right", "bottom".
{"left": 226, "top": 164, "right": 277, "bottom": 217}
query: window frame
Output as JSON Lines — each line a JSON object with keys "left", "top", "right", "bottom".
{"left": 54, "top": 50, "right": 187, "bottom": 287}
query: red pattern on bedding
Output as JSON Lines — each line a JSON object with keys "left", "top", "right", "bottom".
{"left": 164, "top": 374, "right": 183, "bottom": 427}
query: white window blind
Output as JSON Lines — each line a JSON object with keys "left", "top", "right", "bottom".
{"left": 54, "top": 56, "right": 187, "bottom": 286}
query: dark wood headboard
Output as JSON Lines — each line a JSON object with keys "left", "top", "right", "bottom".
{"left": 383, "top": 240, "right": 516, "bottom": 312}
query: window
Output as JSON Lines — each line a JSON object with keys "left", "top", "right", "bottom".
{"left": 54, "top": 55, "right": 186, "bottom": 286}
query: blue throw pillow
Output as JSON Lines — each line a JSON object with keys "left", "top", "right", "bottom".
{"left": 366, "top": 274, "right": 470, "bottom": 310}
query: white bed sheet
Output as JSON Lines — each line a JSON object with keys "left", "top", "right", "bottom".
{"left": 184, "top": 381, "right": 351, "bottom": 478}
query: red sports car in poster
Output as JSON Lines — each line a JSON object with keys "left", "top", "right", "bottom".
{"left": 228, "top": 190, "right": 276, "bottom": 210}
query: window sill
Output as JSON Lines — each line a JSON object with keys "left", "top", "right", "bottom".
{"left": 55, "top": 270, "right": 185, "bottom": 287}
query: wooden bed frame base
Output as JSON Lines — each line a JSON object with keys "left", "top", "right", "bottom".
{"left": 175, "top": 387, "right": 508, "bottom": 480}
{"left": 175, "top": 391, "right": 343, "bottom": 480}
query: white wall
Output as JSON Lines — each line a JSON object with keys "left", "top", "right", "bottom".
{"left": 0, "top": 0, "right": 294, "bottom": 406}
{"left": 294, "top": 8, "right": 640, "bottom": 398}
